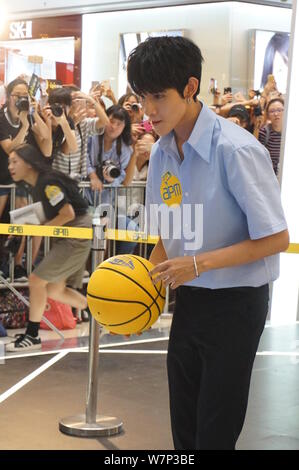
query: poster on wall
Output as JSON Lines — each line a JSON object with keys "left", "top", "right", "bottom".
{"left": 250, "top": 29, "right": 290, "bottom": 94}
{"left": 118, "top": 30, "right": 183, "bottom": 98}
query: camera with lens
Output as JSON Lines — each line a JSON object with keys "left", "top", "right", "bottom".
{"left": 96, "top": 160, "right": 121, "bottom": 182}
{"left": 15, "top": 97, "right": 30, "bottom": 113}
{"left": 50, "top": 104, "right": 64, "bottom": 117}
{"left": 131, "top": 103, "right": 141, "bottom": 112}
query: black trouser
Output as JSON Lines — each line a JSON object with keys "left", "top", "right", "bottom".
{"left": 167, "top": 284, "right": 269, "bottom": 450}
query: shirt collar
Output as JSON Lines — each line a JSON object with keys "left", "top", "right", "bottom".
{"left": 158, "top": 102, "right": 217, "bottom": 163}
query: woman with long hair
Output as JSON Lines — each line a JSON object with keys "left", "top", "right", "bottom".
{"left": 0, "top": 78, "right": 52, "bottom": 279}
{"left": 87, "top": 104, "right": 134, "bottom": 200}
{"left": 260, "top": 32, "right": 289, "bottom": 92}
{"left": 6, "top": 143, "right": 91, "bottom": 351}
{"left": 86, "top": 104, "right": 137, "bottom": 254}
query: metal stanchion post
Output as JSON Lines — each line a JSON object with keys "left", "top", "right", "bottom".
{"left": 59, "top": 217, "right": 123, "bottom": 437}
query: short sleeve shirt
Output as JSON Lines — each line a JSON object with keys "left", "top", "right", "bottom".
{"left": 31, "top": 173, "right": 88, "bottom": 221}
{"left": 146, "top": 102, "right": 288, "bottom": 289}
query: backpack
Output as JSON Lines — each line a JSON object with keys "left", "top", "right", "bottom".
{"left": 0, "top": 289, "right": 29, "bottom": 329}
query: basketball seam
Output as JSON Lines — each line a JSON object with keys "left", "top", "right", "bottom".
{"left": 87, "top": 291, "right": 148, "bottom": 308}
{"left": 97, "top": 266, "right": 161, "bottom": 314}
{"left": 129, "top": 255, "right": 166, "bottom": 300}
{"left": 88, "top": 290, "right": 162, "bottom": 329}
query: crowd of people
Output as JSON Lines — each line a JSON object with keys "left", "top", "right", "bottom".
{"left": 210, "top": 72, "right": 285, "bottom": 175}
{"left": 0, "top": 61, "right": 285, "bottom": 351}
{"left": 0, "top": 77, "right": 158, "bottom": 282}
{"left": 0, "top": 35, "right": 289, "bottom": 452}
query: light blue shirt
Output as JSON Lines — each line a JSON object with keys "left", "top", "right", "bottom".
{"left": 86, "top": 135, "right": 133, "bottom": 206}
{"left": 87, "top": 135, "right": 133, "bottom": 186}
{"left": 146, "top": 102, "right": 288, "bottom": 289}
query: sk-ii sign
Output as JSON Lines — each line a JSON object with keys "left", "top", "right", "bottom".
{"left": 9, "top": 21, "right": 33, "bottom": 39}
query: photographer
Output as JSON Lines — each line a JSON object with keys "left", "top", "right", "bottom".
{"left": 118, "top": 93, "right": 143, "bottom": 124}
{"left": 50, "top": 86, "right": 109, "bottom": 180}
{"left": 6, "top": 143, "right": 91, "bottom": 351}
{"left": 86, "top": 105, "right": 133, "bottom": 202}
{"left": 46, "top": 87, "right": 78, "bottom": 164}
{"left": 0, "top": 78, "right": 52, "bottom": 279}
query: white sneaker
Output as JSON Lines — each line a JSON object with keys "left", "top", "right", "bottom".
{"left": 6, "top": 334, "right": 41, "bottom": 352}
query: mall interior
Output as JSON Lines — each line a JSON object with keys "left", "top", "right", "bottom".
{"left": 0, "top": 0, "right": 298, "bottom": 452}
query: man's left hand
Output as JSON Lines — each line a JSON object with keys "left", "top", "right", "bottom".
{"left": 149, "top": 256, "right": 199, "bottom": 290}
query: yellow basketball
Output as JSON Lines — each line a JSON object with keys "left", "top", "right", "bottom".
{"left": 86, "top": 254, "right": 166, "bottom": 335}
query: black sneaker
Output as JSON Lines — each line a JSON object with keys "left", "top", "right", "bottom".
{"left": 14, "top": 265, "right": 28, "bottom": 282}
{"left": 6, "top": 334, "right": 41, "bottom": 352}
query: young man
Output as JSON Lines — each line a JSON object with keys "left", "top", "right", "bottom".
{"left": 127, "top": 36, "right": 289, "bottom": 450}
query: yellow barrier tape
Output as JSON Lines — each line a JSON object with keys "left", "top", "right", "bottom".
{"left": 286, "top": 243, "right": 299, "bottom": 254}
{"left": 0, "top": 223, "right": 158, "bottom": 243}
{"left": 105, "top": 228, "right": 159, "bottom": 244}
{"left": 0, "top": 223, "right": 297, "bottom": 252}
{"left": 0, "top": 223, "right": 93, "bottom": 239}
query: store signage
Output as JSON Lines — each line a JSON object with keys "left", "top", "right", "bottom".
{"left": 9, "top": 21, "right": 33, "bottom": 39}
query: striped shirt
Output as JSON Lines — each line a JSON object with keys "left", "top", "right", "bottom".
{"left": 258, "top": 125, "right": 281, "bottom": 175}
{"left": 52, "top": 118, "right": 103, "bottom": 179}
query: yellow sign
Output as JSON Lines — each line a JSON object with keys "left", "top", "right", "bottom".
{"left": 160, "top": 171, "right": 182, "bottom": 207}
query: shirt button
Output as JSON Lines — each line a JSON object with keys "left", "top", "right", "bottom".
{"left": 185, "top": 192, "right": 189, "bottom": 197}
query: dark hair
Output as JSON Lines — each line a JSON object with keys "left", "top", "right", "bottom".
{"left": 106, "top": 105, "right": 132, "bottom": 146}
{"left": 127, "top": 36, "right": 204, "bottom": 100}
{"left": 5, "top": 78, "right": 29, "bottom": 108}
{"left": 13, "top": 143, "right": 79, "bottom": 189}
{"left": 266, "top": 97, "right": 285, "bottom": 113}
{"left": 63, "top": 84, "right": 80, "bottom": 93}
{"left": 48, "top": 87, "right": 72, "bottom": 106}
{"left": 98, "top": 105, "right": 132, "bottom": 160}
{"left": 260, "top": 33, "right": 289, "bottom": 89}
{"left": 118, "top": 93, "right": 139, "bottom": 107}
{"left": 228, "top": 104, "right": 250, "bottom": 123}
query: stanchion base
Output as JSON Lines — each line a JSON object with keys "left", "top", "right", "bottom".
{"left": 59, "top": 414, "right": 123, "bottom": 437}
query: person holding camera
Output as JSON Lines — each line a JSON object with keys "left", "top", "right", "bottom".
{"left": 6, "top": 143, "right": 91, "bottom": 351}
{"left": 86, "top": 105, "right": 137, "bottom": 254}
{"left": 118, "top": 93, "right": 143, "bottom": 124}
{"left": 0, "top": 78, "right": 52, "bottom": 279}
{"left": 48, "top": 86, "right": 109, "bottom": 181}
{"left": 46, "top": 87, "right": 78, "bottom": 164}
{"left": 86, "top": 105, "right": 133, "bottom": 201}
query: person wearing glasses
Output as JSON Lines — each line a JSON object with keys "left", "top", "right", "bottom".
{"left": 258, "top": 98, "right": 284, "bottom": 175}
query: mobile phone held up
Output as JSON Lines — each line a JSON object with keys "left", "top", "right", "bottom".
{"left": 142, "top": 120, "right": 153, "bottom": 132}
{"left": 28, "top": 73, "right": 40, "bottom": 99}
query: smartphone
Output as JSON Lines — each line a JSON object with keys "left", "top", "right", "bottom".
{"left": 28, "top": 73, "right": 40, "bottom": 99}
{"left": 209, "top": 78, "right": 217, "bottom": 95}
{"left": 142, "top": 120, "right": 153, "bottom": 132}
